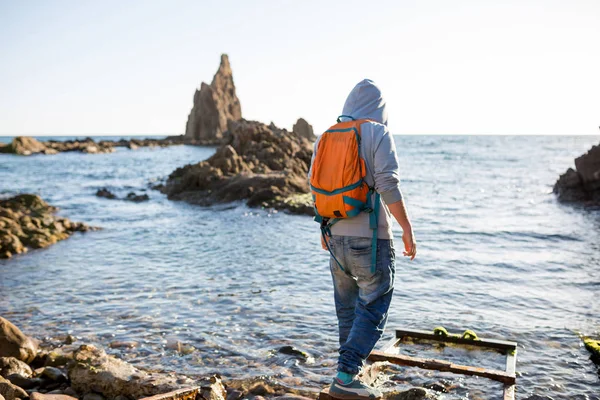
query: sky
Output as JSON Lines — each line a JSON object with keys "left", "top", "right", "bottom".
{"left": 1, "top": 0, "right": 599, "bottom": 136}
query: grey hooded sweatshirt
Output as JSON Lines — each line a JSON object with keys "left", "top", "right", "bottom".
{"left": 309, "top": 79, "right": 403, "bottom": 240}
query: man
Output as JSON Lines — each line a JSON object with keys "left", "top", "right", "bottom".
{"left": 309, "top": 79, "right": 416, "bottom": 399}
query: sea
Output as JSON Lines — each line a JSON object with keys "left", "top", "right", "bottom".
{"left": 0, "top": 135, "right": 599, "bottom": 400}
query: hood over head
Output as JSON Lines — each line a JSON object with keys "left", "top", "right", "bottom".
{"left": 341, "top": 79, "right": 388, "bottom": 126}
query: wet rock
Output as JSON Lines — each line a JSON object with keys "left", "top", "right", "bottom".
{"left": 0, "top": 137, "right": 49, "bottom": 156}
{"left": 6, "top": 373, "right": 40, "bottom": 389}
{"left": 0, "top": 375, "right": 28, "bottom": 400}
{"left": 30, "top": 395, "right": 78, "bottom": 400}
{"left": 185, "top": 54, "right": 242, "bottom": 143}
{"left": 42, "top": 367, "right": 68, "bottom": 383}
{"left": 225, "top": 389, "right": 243, "bottom": 400}
{"left": 554, "top": 143, "right": 600, "bottom": 205}
{"left": 96, "top": 188, "right": 117, "bottom": 200}
{"left": 67, "top": 344, "right": 180, "bottom": 398}
{"left": 276, "top": 346, "right": 310, "bottom": 362}
{"left": 125, "top": 193, "right": 149, "bottom": 203}
{"left": 383, "top": 388, "right": 437, "bottom": 400}
{"left": 199, "top": 376, "right": 227, "bottom": 400}
{"left": 62, "top": 388, "right": 77, "bottom": 397}
{"left": 82, "top": 393, "right": 105, "bottom": 400}
{"left": 0, "top": 358, "right": 32, "bottom": 378}
{"left": 292, "top": 118, "right": 315, "bottom": 141}
{"left": 0, "top": 318, "right": 38, "bottom": 363}
{"left": 63, "top": 336, "right": 76, "bottom": 346}
{"left": 0, "top": 195, "right": 95, "bottom": 259}
{"left": 247, "top": 382, "right": 275, "bottom": 396}
{"left": 163, "top": 119, "right": 314, "bottom": 215}
{"left": 274, "top": 395, "right": 314, "bottom": 400}
{"left": 523, "top": 396, "right": 555, "bottom": 400}
{"left": 108, "top": 341, "right": 138, "bottom": 349}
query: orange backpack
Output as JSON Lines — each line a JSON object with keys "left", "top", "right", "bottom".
{"left": 310, "top": 116, "right": 380, "bottom": 272}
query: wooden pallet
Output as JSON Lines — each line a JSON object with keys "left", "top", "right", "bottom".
{"left": 320, "top": 328, "right": 518, "bottom": 400}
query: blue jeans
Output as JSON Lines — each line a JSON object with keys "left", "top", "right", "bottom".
{"left": 328, "top": 235, "right": 396, "bottom": 375}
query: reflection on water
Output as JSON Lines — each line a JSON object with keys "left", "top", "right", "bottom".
{"left": 1, "top": 136, "right": 599, "bottom": 399}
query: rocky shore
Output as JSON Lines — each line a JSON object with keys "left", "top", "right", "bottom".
{"left": 0, "top": 136, "right": 218, "bottom": 157}
{"left": 0, "top": 195, "right": 95, "bottom": 259}
{"left": 553, "top": 142, "right": 600, "bottom": 206}
{"left": 0, "top": 317, "right": 445, "bottom": 400}
{"left": 159, "top": 119, "right": 314, "bottom": 216}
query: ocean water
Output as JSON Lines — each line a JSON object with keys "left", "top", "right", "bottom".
{"left": 0, "top": 135, "right": 599, "bottom": 400}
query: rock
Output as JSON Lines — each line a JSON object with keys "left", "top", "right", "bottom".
{"left": 292, "top": 118, "right": 315, "bottom": 141}
{"left": 124, "top": 193, "right": 149, "bottom": 203}
{"left": 62, "top": 388, "right": 77, "bottom": 397}
{"left": 63, "top": 336, "right": 76, "bottom": 346}
{"left": 0, "top": 195, "right": 95, "bottom": 259}
{"left": 162, "top": 119, "right": 314, "bottom": 215}
{"left": 0, "top": 375, "right": 28, "bottom": 400}
{"left": 30, "top": 394, "right": 78, "bottom": 400}
{"left": 0, "top": 358, "right": 32, "bottom": 378}
{"left": 1, "top": 137, "right": 49, "bottom": 156}
{"left": 0, "top": 318, "right": 38, "bottom": 363}
{"left": 274, "top": 395, "right": 314, "bottom": 400}
{"left": 82, "top": 394, "right": 105, "bottom": 400}
{"left": 276, "top": 346, "right": 310, "bottom": 362}
{"left": 95, "top": 188, "right": 117, "bottom": 199}
{"left": 108, "top": 341, "right": 138, "bottom": 349}
{"left": 0, "top": 394, "right": 4, "bottom": 400}
{"left": 225, "top": 389, "right": 243, "bottom": 400}
{"left": 523, "top": 396, "right": 555, "bottom": 400}
{"left": 67, "top": 344, "right": 181, "bottom": 398}
{"left": 554, "top": 143, "right": 600, "bottom": 205}
{"left": 41, "top": 367, "right": 67, "bottom": 383}
{"left": 184, "top": 54, "right": 242, "bottom": 142}
{"left": 247, "top": 382, "right": 275, "bottom": 396}
{"left": 6, "top": 374, "right": 40, "bottom": 389}
{"left": 199, "top": 376, "right": 227, "bottom": 400}
{"left": 1, "top": 136, "right": 186, "bottom": 157}
{"left": 383, "top": 388, "right": 437, "bottom": 400}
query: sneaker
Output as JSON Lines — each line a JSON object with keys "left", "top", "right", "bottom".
{"left": 329, "top": 377, "right": 383, "bottom": 400}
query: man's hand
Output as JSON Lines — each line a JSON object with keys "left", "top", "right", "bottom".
{"left": 402, "top": 230, "right": 417, "bottom": 260}
{"left": 387, "top": 199, "right": 417, "bottom": 261}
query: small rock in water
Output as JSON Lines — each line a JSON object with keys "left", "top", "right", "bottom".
{"left": 248, "top": 382, "right": 275, "bottom": 396}
{"left": 225, "top": 389, "right": 243, "bottom": 400}
{"left": 63, "top": 335, "right": 76, "bottom": 345}
{"left": 95, "top": 188, "right": 117, "bottom": 199}
{"left": 125, "top": 192, "right": 149, "bottom": 202}
{"left": 62, "top": 388, "right": 77, "bottom": 397}
{"left": 276, "top": 346, "right": 311, "bottom": 362}
{"left": 108, "top": 341, "right": 138, "bottom": 349}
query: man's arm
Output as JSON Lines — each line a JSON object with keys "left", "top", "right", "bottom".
{"left": 371, "top": 127, "right": 417, "bottom": 260}
{"left": 387, "top": 200, "right": 416, "bottom": 260}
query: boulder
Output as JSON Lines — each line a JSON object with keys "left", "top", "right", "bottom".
{"left": 125, "top": 192, "right": 149, "bottom": 203}
{"left": 67, "top": 344, "right": 186, "bottom": 398}
{"left": 0, "top": 318, "right": 38, "bottom": 363}
{"left": 554, "top": 142, "right": 600, "bottom": 205}
{"left": 0, "top": 195, "right": 94, "bottom": 259}
{"left": 0, "top": 357, "right": 32, "bottom": 378}
{"left": 184, "top": 54, "right": 242, "bottom": 142}
{"left": 0, "top": 376, "right": 28, "bottom": 400}
{"left": 1, "top": 137, "right": 49, "bottom": 156}
{"left": 292, "top": 118, "right": 315, "bottom": 141}
{"left": 163, "top": 119, "right": 314, "bottom": 215}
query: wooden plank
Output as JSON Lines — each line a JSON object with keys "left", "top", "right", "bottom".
{"left": 367, "top": 350, "right": 516, "bottom": 385}
{"left": 503, "top": 349, "right": 517, "bottom": 400}
{"left": 395, "top": 328, "right": 517, "bottom": 351}
{"left": 380, "top": 336, "right": 400, "bottom": 353}
{"left": 503, "top": 384, "right": 515, "bottom": 400}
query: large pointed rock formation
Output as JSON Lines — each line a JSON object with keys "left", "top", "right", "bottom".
{"left": 184, "top": 54, "right": 242, "bottom": 143}
{"left": 554, "top": 142, "right": 600, "bottom": 205}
